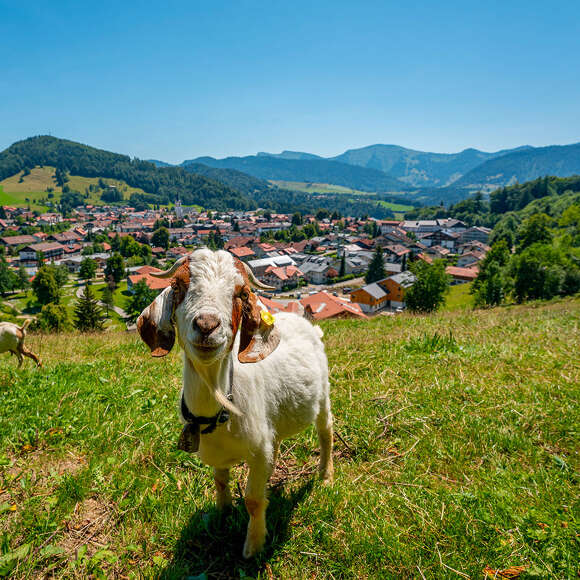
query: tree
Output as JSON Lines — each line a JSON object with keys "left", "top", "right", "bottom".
{"left": 339, "top": 253, "right": 346, "bottom": 277}
{"left": 151, "top": 227, "right": 170, "bottom": 249}
{"left": 292, "top": 212, "right": 303, "bottom": 226}
{"left": 104, "top": 253, "right": 125, "bottom": 287}
{"left": 405, "top": 260, "right": 450, "bottom": 313}
{"left": 79, "top": 258, "right": 97, "bottom": 283}
{"left": 365, "top": 246, "right": 385, "bottom": 283}
{"left": 39, "top": 303, "right": 71, "bottom": 332}
{"left": 101, "top": 285, "right": 115, "bottom": 317}
{"left": 471, "top": 241, "right": 512, "bottom": 308}
{"left": 126, "top": 279, "right": 157, "bottom": 322}
{"left": 17, "top": 266, "right": 30, "bottom": 291}
{"left": 74, "top": 285, "right": 106, "bottom": 331}
{"left": 510, "top": 244, "right": 566, "bottom": 303}
{"left": 32, "top": 265, "right": 60, "bottom": 305}
{"left": 516, "top": 213, "right": 553, "bottom": 252}
{"left": 0, "top": 256, "right": 18, "bottom": 296}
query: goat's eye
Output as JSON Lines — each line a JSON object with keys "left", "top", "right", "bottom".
{"left": 240, "top": 290, "right": 249, "bottom": 301}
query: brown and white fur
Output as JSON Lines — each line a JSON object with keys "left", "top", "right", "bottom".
{"left": 0, "top": 319, "right": 41, "bottom": 367}
{"left": 137, "top": 248, "right": 333, "bottom": 558}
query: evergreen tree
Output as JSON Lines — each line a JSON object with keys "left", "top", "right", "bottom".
{"left": 365, "top": 246, "right": 385, "bottom": 283}
{"left": 74, "top": 285, "right": 106, "bottom": 331}
{"left": 339, "top": 253, "right": 346, "bottom": 277}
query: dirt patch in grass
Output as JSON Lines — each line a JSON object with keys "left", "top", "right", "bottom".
{"left": 59, "top": 497, "right": 115, "bottom": 559}
{"left": 2, "top": 449, "right": 86, "bottom": 484}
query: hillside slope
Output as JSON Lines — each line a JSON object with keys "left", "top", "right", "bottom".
{"left": 0, "top": 136, "right": 254, "bottom": 210}
{"left": 1, "top": 298, "right": 577, "bottom": 578}
{"left": 452, "top": 142, "right": 580, "bottom": 191}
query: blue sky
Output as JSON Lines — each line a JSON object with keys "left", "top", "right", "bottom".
{"left": 1, "top": 0, "right": 579, "bottom": 163}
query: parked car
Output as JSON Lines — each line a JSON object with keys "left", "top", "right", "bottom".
{"left": 342, "top": 287, "right": 352, "bottom": 294}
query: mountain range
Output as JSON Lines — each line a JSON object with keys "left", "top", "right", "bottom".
{"left": 175, "top": 141, "right": 580, "bottom": 201}
{"left": 1, "top": 136, "right": 579, "bottom": 216}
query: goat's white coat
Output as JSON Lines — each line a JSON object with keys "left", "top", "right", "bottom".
{"left": 138, "top": 249, "right": 333, "bottom": 558}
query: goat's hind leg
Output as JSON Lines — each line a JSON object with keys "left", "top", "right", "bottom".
{"left": 214, "top": 467, "right": 232, "bottom": 510}
{"left": 316, "top": 397, "right": 334, "bottom": 484}
{"left": 11, "top": 350, "right": 23, "bottom": 368}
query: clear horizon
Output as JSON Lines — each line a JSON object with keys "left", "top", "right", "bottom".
{"left": 1, "top": 0, "right": 579, "bottom": 164}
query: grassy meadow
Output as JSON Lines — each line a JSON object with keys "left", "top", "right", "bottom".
{"left": 0, "top": 166, "right": 147, "bottom": 209}
{"left": 0, "top": 298, "right": 578, "bottom": 578}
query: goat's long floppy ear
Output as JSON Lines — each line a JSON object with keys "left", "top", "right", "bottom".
{"left": 234, "top": 260, "right": 280, "bottom": 363}
{"left": 137, "top": 286, "right": 175, "bottom": 357}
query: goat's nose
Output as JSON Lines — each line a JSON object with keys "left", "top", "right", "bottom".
{"left": 194, "top": 313, "right": 221, "bottom": 335}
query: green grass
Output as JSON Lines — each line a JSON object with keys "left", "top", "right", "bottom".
{"left": 0, "top": 166, "right": 148, "bottom": 209}
{"left": 0, "top": 298, "right": 578, "bottom": 578}
{"left": 443, "top": 282, "right": 475, "bottom": 312}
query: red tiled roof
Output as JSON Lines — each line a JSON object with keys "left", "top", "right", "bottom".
{"left": 229, "top": 246, "right": 255, "bottom": 258}
{"left": 300, "top": 291, "right": 367, "bottom": 320}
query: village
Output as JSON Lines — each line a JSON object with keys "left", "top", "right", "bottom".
{"left": 0, "top": 200, "right": 491, "bottom": 324}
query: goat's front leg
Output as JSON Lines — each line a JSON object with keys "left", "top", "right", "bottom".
{"left": 243, "top": 457, "right": 273, "bottom": 558}
{"left": 214, "top": 467, "right": 232, "bottom": 509}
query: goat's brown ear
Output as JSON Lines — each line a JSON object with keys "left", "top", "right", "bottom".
{"left": 137, "top": 286, "right": 175, "bottom": 357}
{"left": 238, "top": 291, "right": 280, "bottom": 363}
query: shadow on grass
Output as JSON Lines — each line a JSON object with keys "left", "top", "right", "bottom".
{"left": 159, "top": 479, "right": 314, "bottom": 580}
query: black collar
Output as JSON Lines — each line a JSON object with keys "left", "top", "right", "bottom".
{"left": 180, "top": 361, "right": 234, "bottom": 435}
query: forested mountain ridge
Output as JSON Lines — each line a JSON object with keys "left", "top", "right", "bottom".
{"left": 405, "top": 174, "right": 580, "bottom": 229}
{"left": 450, "top": 143, "right": 580, "bottom": 191}
{"left": 0, "top": 136, "right": 255, "bottom": 210}
{"left": 0, "top": 136, "right": 402, "bottom": 218}
{"left": 182, "top": 155, "right": 407, "bottom": 192}
{"left": 330, "top": 144, "right": 532, "bottom": 187}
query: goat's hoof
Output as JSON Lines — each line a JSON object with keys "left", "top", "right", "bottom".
{"left": 320, "top": 467, "right": 334, "bottom": 485}
{"left": 242, "top": 536, "right": 265, "bottom": 559}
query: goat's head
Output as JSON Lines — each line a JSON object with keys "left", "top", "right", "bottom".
{"left": 137, "top": 248, "right": 280, "bottom": 365}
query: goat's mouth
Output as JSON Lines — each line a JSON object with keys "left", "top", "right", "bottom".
{"left": 193, "top": 343, "right": 220, "bottom": 352}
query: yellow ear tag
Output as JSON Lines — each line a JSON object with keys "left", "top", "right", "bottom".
{"left": 260, "top": 310, "right": 275, "bottom": 327}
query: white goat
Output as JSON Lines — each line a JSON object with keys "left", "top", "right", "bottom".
{"left": 0, "top": 319, "right": 41, "bottom": 367}
{"left": 137, "top": 248, "right": 333, "bottom": 558}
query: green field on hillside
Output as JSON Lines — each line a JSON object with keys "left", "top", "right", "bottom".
{"left": 0, "top": 166, "right": 148, "bottom": 209}
{"left": 0, "top": 298, "right": 578, "bottom": 578}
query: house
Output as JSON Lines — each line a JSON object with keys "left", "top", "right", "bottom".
{"left": 349, "top": 283, "right": 389, "bottom": 313}
{"left": 247, "top": 255, "right": 297, "bottom": 279}
{"left": 460, "top": 226, "right": 492, "bottom": 244}
{"left": 127, "top": 265, "right": 172, "bottom": 292}
{"left": 19, "top": 242, "right": 66, "bottom": 265}
{"left": 382, "top": 244, "right": 412, "bottom": 264}
{"left": 446, "top": 266, "right": 478, "bottom": 284}
{"left": 456, "top": 251, "right": 485, "bottom": 268}
{"left": 263, "top": 265, "right": 304, "bottom": 291}
{"left": 258, "top": 295, "right": 303, "bottom": 316}
{"left": 229, "top": 246, "right": 256, "bottom": 262}
{"left": 48, "top": 231, "right": 83, "bottom": 246}
{"left": 418, "top": 230, "right": 460, "bottom": 251}
{"left": 0, "top": 234, "right": 40, "bottom": 249}
{"left": 379, "top": 271, "right": 416, "bottom": 309}
{"left": 300, "top": 291, "right": 367, "bottom": 320}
